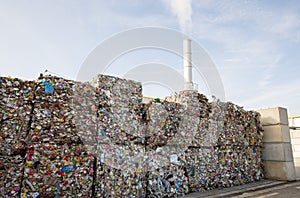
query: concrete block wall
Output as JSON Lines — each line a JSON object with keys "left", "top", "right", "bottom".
{"left": 257, "top": 107, "right": 296, "bottom": 181}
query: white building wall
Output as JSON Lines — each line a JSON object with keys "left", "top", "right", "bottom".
{"left": 289, "top": 117, "right": 300, "bottom": 178}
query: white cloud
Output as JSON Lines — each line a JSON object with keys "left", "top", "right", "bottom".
{"left": 272, "top": 15, "right": 299, "bottom": 34}
{"left": 193, "top": 0, "right": 264, "bottom": 24}
{"left": 266, "top": 14, "right": 300, "bottom": 42}
{"left": 240, "top": 80, "right": 300, "bottom": 115}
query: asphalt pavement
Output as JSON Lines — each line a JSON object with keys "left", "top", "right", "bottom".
{"left": 182, "top": 179, "right": 300, "bottom": 198}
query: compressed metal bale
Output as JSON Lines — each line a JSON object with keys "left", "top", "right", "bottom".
{"left": 0, "top": 74, "right": 264, "bottom": 197}
{"left": 0, "top": 155, "right": 24, "bottom": 197}
{"left": 0, "top": 77, "right": 34, "bottom": 156}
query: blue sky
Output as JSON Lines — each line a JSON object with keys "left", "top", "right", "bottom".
{"left": 0, "top": 0, "right": 300, "bottom": 115}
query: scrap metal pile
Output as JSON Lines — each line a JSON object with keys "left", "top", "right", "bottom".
{"left": 0, "top": 74, "right": 263, "bottom": 197}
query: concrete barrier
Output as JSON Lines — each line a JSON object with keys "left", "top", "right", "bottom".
{"left": 263, "top": 161, "right": 296, "bottom": 181}
{"left": 262, "top": 125, "right": 291, "bottom": 143}
{"left": 262, "top": 143, "right": 293, "bottom": 161}
{"left": 258, "top": 107, "right": 289, "bottom": 126}
{"left": 257, "top": 107, "right": 296, "bottom": 181}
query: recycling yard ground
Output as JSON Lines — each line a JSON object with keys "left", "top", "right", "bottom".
{"left": 184, "top": 179, "right": 300, "bottom": 198}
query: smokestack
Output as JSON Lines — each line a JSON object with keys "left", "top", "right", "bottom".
{"left": 183, "top": 39, "right": 193, "bottom": 90}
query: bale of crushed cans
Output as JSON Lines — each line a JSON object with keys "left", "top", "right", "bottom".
{"left": 0, "top": 77, "right": 35, "bottom": 197}
{"left": 20, "top": 75, "right": 95, "bottom": 198}
{"left": 0, "top": 73, "right": 263, "bottom": 197}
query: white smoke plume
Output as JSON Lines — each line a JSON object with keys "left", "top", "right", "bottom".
{"left": 162, "top": 0, "right": 193, "bottom": 33}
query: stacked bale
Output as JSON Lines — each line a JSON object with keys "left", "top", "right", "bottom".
{"left": 21, "top": 76, "right": 94, "bottom": 197}
{"left": 0, "top": 77, "right": 35, "bottom": 197}
{"left": 0, "top": 74, "right": 264, "bottom": 197}
{"left": 91, "top": 74, "right": 146, "bottom": 197}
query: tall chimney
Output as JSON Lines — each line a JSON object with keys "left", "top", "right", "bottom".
{"left": 183, "top": 39, "right": 193, "bottom": 90}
